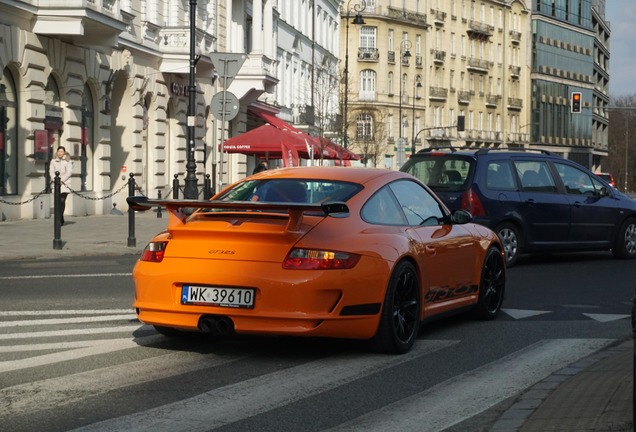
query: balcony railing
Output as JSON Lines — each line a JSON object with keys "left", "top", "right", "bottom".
{"left": 458, "top": 91, "right": 471, "bottom": 104}
{"left": 431, "top": 49, "right": 446, "bottom": 63}
{"left": 429, "top": 86, "right": 448, "bottom": 100}
{"left": 358, "top": 48, "right": 379, "bottom": 61}
{"left": 467, "top": 57, "right": 490, "bottom": 72}
{"left": 510, "top": 30, "right": 522, "bottom": 43}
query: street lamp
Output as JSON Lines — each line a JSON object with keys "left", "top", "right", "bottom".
{"left": 397, "top": 40, "right": 411, "bottom": 167}
{"left": 411, "top": 78, "right": 422, "bottom": 155}
{"left": 342, "top": 0, "right": 366, "bottom": 149}
{"left": 184, "top": 0, "right": 199, "bottom": 199}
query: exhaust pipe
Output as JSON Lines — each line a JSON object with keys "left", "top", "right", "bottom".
{"left": 198, "top": 315, "right": 235, "bottom": 336}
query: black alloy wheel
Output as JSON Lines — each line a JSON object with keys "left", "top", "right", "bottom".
{"left": 473, "top": 246, "right": 506, "bottom": 320}
{"left": 374, "top": 261, "right": 421, "bottom": 354}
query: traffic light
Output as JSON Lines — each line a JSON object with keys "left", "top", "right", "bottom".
{"left": 571, "top": 92, "right": 582, "bottom": 113}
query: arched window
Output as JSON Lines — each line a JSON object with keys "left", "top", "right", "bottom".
{"left": 387, "top": 71, "right": 394, "bottom": 95}
{"left": 43, "top": 76, "right": 63, "bottom": 193}
{"left": 81, "top": 85, "right": 95, "bottom": 191}
{"left": 359, "top": 69, "right": 376, "bottom": 101}
{"left": 0, "top": 70, "right": 17, "bottom": 195}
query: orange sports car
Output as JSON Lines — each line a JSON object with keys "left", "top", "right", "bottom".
{"left": 128, "top": 167, "right": 505, "bottom": 354}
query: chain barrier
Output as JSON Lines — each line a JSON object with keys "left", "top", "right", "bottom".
{"left": 0, "top": 186, "right": 51, "bottom": 206}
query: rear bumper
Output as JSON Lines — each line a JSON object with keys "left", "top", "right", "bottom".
{"left": 133, "top": 257, "right": 390, "bottom": 339}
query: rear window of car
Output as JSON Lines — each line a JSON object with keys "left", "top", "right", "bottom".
{"left": 402, "top": 155, "right": 473, "bottom": 191}
{"left": 215, "top": 179, "right": 362, "bottom": 204}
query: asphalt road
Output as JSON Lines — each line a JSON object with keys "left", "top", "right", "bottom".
{"left": 0, "top": 251, "right": 633, "bottom": 432}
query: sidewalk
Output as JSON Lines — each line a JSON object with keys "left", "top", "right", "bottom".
{"left": 0, "top": 211, "right": 167, "bottom": 261}
{"left": 0, "top": 213, "right": 633, "bottom": 431}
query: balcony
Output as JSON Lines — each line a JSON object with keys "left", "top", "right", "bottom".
{"left": 458, "top": 91, "right": 471, "bottom": 104}
{"left": 510, "top": 30, "right": 522, "bottom": 44}
{"left": 485, "top": 94, "right": 501, "bottom": 107}
{"left": 509, "top": 65, "right": 521, "bottom": 78}
{"left": 507, "top": 97, "right": 523, "bottom": 110}
{"left": 358, "top": 48, "right": 379, "bottom": 61}
{"left": 467, "top": 20, "right": 494, "bottom": 41}
{"left": 467, "top": 57, "right": 490, "bottom": 73}
{"left": 429, "top": 86, "right": 448, "bottom": 101}
{"left": 388, "top": 51, "right": 396, "bottom": 63}
{"left": 386, "top": 6, "right": 428, "bottom": 27}
{"left": 158, "top": 27, "right": 215, "bottom": 74}
{"left": 431, "top": 49, "right": 446, "bottom": 64}
{"left": 415, "top": 55, "right": 423, "bottom": 68}
{"left": 31, "top": 0, "right": 127, "bottom": 47}
{"left": 228, "top": 53, "right": 278, "bottom": 100}
{"left": 430, "top": 8, "right": 446, "bottom": 25}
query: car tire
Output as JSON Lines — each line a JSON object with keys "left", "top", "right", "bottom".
{"left": 473, "top": 247, "right": 506, "bottom": 320}
{"left": 612, "top": 217, "right": 636, "bottom": 259}
{"left": 496, "top": 222, "right": 521, "bottom": 267}
{"left": 373, "top": 261, "right": 421, "bottom": 354}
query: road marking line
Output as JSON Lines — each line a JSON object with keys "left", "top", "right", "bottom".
{"left": 1, "top": 348, "right": 249, "bottom": 417}
{"left": 325, "top": 338, "right": 615, "bottom": 432}
{"left": 502, "top": 308, "right": 552, "bottom": 319}
{"left": 0, "top": 325, "right": 144, "bottom": 340}
{"left": 583, "top": 313, "right": 631, "bottom": 322}
{"left": 0, "top": 333, "right": 162, "bottom": 373}
{"left": 0, "top": 314, "right": 137, "bottom": 327}
{"left": 68, "top": 340, "right": 459, "bottom": 432}
{"left": 0, "top": 309, "right": 134, "bottom": 316}
{"left": 0, "top": 273, "right": 131, "bottom": 281}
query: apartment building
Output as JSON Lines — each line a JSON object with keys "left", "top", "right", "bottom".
{"left": 341, "top": 0, "right": 532, "bottom": 170}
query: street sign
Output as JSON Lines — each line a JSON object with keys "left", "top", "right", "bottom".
{"left": 211, "top": 92, "right": 240, "bottom": 121}
{"left": 209, "top": 53, "right": 247, "bottom": 87}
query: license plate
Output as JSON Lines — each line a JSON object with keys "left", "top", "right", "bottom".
{"left": 181, "top": 286, "right": 255, "bottom": 309}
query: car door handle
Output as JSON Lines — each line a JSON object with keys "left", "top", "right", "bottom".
{"left": 425, "top": 245, "right": 437, "bottom": 255}
{"left": 525, "top": 199, "right": 536, "bottom": 205}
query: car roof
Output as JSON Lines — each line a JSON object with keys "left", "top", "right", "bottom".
{"left": 247, "top": 166, "right": 411, "bottom": 184}
{"left": 412, "top": 146, "right": 561, "bottom": 159}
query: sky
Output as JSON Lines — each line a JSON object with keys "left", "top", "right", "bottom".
{"left": 606, "top": 0, "right": 636, "bottom": 97}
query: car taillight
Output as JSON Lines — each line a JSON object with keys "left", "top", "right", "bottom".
{"left": 283, "top": 248, "right": 361, "bottom": 270}
{"left": 140, "top": 241, "right": 168, "bottom": 262}
{"left": 461, "top": 188, "right": 485, "bottom": 217}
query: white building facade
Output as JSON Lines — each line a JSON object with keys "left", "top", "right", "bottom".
{"left": 0, "top": 0, "right": 342, "bottom": 221}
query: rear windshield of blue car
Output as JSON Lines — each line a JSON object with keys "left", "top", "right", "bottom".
{"left": 402, "top": 156, "right": 474, "bottom": 191}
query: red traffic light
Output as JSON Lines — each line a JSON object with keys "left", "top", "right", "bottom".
{"left": 571, "top": 92, "right": 582, "bottom": 113}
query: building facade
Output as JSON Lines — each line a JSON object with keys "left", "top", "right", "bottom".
{"left": 341, "top": 0, "right": 532, "bottom": 170}
{"left": 0, "top": 0, "right": 343, "bottom": 220}
{"left": 341, "top": 0, "right": 609, "bottom": 172}
{"left": 530, "top": 0, "right": 610, "bottom": 171}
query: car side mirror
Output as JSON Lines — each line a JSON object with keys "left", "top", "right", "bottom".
{"left": 451, "top": 209, "right": 473, "bottom": 224}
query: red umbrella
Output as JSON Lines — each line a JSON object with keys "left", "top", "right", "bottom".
{"left": 313, "top": 137, "right": 360, "bottom": 161}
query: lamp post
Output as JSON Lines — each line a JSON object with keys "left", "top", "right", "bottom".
{"left": 397, "top": 40, "right": 411, "bottom": 167}
{"left": 343, "top": 1, "right": 366, "bottom": 149}
{"left": 183, "top": 0, "right": 199, "bottom": 199}
{"left": 411, "top": 79, "right": 422, "bottom": 155}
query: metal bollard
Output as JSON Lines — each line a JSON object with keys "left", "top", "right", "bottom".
{"left": 157, "top": 190, "right": 162, "bottom": 218}
{"left": 173, "top": 174, "right": 180, "bottom": 199}
{"left": 204, "top": 174, "right": 212, "bottom": 200}
{"left": 127, "top": 173, "right": 136, "bottom": 247}
{"left": 53, "top": 171, "right": 63, "bottom": 250}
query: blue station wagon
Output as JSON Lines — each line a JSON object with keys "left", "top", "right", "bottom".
{"left": 401, "top": 147, "right": 636, "bottom": 266}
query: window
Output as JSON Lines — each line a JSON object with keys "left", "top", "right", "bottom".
{"left": 360, "top": 27, "right": 377, "bottom": 50}
{"left": 486, "top": 162, "right": 516, "bottom": 190}
{"left": 356, "top": 113, "right": 373, "bottom": 140}
{"left": 387, "top": 71, "right": 394, "bottom": 95}
{"left": 359, "top": 69, "right": 376, "bottom": 100}
{"left": 515, "top": 161, "right": 558, "bottom": 193}
{"left": 0, "top": 70, "right": 17, "bottom": 195}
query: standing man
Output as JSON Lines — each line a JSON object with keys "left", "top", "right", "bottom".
{"left": 49, "top": 146, "right": 73, "bottom": 225}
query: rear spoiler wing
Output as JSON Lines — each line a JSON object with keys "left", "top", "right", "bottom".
{"left": 126, "top": 196, "right": 350, "bottom": 230}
